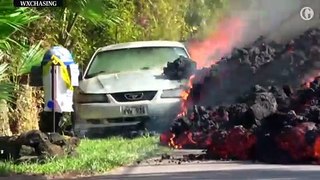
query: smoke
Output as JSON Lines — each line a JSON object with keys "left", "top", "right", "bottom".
{"left": 188, "top": 17, "right": 245, "bottom": 68}
{"left": 187, "top": 0, "right": 320, "bottom": 69}
{"left": 229, "top": 0, "right": 320, "bottom": 45}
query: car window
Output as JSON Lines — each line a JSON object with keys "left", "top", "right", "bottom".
{"left": 85, "top": 47, "right": 188, "bottom": 78}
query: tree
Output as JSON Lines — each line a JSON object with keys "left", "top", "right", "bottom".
{"left": 0, "top": 0, "right": 41, "bottom": 135}
{"left": 0, "top": 0, "right": 41, "bottom": 99}
{"left": 26, "top": 0, "right": 122, "bottom": 65}
{"left": 184, "top": 0, "right": 229, "bottom": 39}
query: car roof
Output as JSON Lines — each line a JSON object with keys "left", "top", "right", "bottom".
{"left": 97, "top": 41, "right": 186, "bottom": 52}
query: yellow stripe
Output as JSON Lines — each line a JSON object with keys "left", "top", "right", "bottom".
{"left": 43, "top": 55, "right": 74, "bottom": 91}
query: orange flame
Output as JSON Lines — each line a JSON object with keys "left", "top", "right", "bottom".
{"left": 188, "top": 17, "right": 246, "bottom": 68}
{"left": 178, "top": 75, "right": 196, "bottom": 117}
{"left": 168, "top": 134, "right": 182, "bottom": 149}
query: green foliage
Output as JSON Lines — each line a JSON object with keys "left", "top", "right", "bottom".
{"left": 0, "top": 136, "right": 161, "bottom": 175}
{"left": 0, "top": 0, "right": 230, "bottom": 135}
{"left": 0, "top": 0, "right": 40, "bottom": 51}
{"left": 0, "top": 0, "right": 43, "bottom": 84}
{"left": 45, "top": 0, "right": 122, "bottom": 48}
{"left": 21, "top": 0, "right": 229, "bottom": 66}
{"left": 9, "top": 41, "right": 46, "bottom": 77}
{"left": 0, "top": 64, "right": 13, "bottom": 101}
{"left": 185, "top": 0, "right": 229, "bottom": 38}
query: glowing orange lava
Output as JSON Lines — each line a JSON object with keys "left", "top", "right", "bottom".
{"left": 314, "top": 137, "right": 320, "bottom": 159}
{"left": 303, "top": 72, "right": 320, "bottom": 88}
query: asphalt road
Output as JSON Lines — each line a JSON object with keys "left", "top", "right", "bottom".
{"left": 70, "top": 150, "right": 320, "bottom": 180}
{"left": 2, "top": 150, "right": 320, "bottom": 180}
{"left": 71, "top": 161, "right": 320, "bottom": 180}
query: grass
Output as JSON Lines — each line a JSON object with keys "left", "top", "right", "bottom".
{"left": 0, "top": 136, "right": 166, "bottom": 176}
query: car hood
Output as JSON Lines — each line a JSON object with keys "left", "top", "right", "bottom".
{"left": 79, "top": 69, "right": 186, "bottom": 93}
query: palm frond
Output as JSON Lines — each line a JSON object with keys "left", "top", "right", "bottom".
{"left": 0, "top": 82, "right": 14, "bottom": 102}
{"left": 0, "top": 3, "right": 40, "bottom": 41}
{"left": 17, "top": 41, "right": 46, "bottom": 75}
{"left": 63, "top": 0, "right": 120, "bottom": 25}
{"left": 0, "top": 63, "right": 13, "bottom": 101}
{"left": 0, "top": 63, "right": 9, "bottom": 81}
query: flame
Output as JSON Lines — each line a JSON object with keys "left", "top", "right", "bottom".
{"left": 168, "top": 133, "right": 182, "bottom": 149}
{"left": 178, "top": 75, "right": 196, "bottom": 117}
{"left": 188, "top": 17, "right": 245, "bottom": 68}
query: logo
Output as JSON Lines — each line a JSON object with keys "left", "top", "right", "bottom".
{"left": 13, "top": 0, "right": 63, "bottom": 7}
{"left": 124, "top": 93, "right": 144, "bottom": 101}
{"left": 300, "top": 7, "right": 314, "bottom": 21}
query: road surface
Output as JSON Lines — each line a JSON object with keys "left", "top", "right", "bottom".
{"left": 68, "top": 162, "right": 320, "bottom": 180}
{"left": 2, "top": 150, "right": 319, "bottom": 180}
{"left": 68, "top": 150, "right": 320, "bottom": 180}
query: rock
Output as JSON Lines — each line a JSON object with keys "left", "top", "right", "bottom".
{"left": 19, "top": 145, "right": 36, "bottom": 157}
{"left": 227, "top": 103, "right": 250, "bottom": 126}
{"left": 63, "top": 136, "right": 80, "bottom": 156}
{"left": 37, "top": 142, "right": 65, "bottom": 157}
{"left": 247, "top": 92, "right": 278, "bottom": 127}
{"left": 0, "top": 136, "right": 21, "bottom": 160}
{"left": 163, "top": 56, "right": 197, "bottom": 80}
{"left": 46, "top": 132, "right": 66, "bottom": 146}
{"left": 16, "top": 130, "right": 49, "bottom": 147}
{"left": 0, "top": 130, "right": 80, "bottom": 163}
{"left": 269, "top": 86, "right": 291, "bottom": 111}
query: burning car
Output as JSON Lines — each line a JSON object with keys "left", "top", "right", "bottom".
{"left": 73, "top": 41, "right": 195, "bottom": 136}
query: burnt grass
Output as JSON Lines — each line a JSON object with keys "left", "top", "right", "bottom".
{"left": 161, "top": 28, "right": 320, "bottom": 164}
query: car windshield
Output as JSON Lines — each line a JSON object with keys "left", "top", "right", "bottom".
{"left": 85, "top": 46, "right": 188, "bottom": 78}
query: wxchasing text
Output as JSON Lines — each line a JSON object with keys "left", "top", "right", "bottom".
{"left": 14, "top": 0, "right": 63, "bottom": 7}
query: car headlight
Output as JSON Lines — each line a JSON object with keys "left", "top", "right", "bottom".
{"left": 76, "top": 93, "right": 109, "bottom": 103}
{"left": 161, "top": 88, "right": 183, "bottom": 98}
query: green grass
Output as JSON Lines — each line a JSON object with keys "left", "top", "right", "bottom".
{"left": 0, "top": 136, "right": 165, "bottom": 176}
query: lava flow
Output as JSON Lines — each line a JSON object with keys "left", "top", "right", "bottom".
{"left": 163, "top": 17, "right": 246, "bottom": 148}
{"left": 182, "top": 17, "right": 245, "bottom": 113}
{"left": 161, "top": 26, "right": 320, "bottom": 164}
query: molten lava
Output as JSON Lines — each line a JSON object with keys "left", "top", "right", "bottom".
{"left": 160, "top": 23, "right": 320, "bottom": 164}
